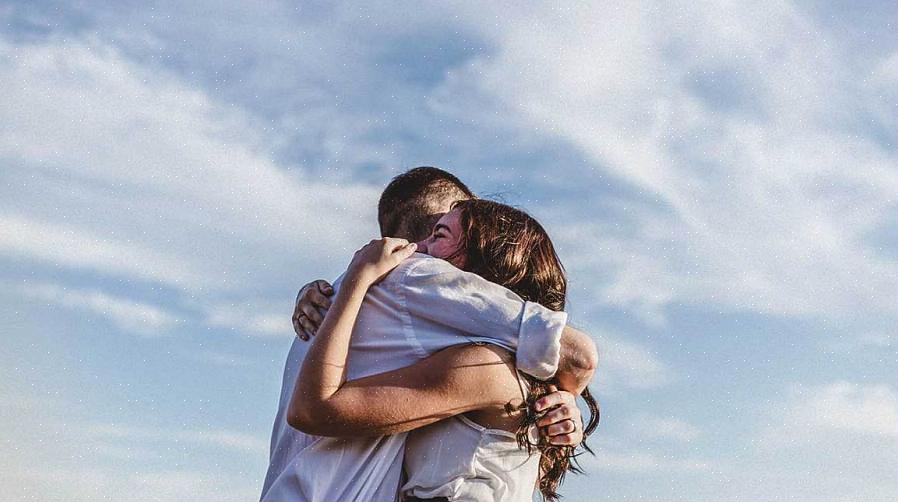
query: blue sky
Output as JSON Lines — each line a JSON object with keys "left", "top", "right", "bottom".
{"left": 1, "top": 1, "right": 895, "bottom": 500}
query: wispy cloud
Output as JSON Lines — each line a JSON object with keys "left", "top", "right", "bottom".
{"left": 0, "top": 35, "right": 380, "bottom": 296}
{"left": 585, "top": 448, "right": 714, "bottom": 474}
{"left": 760, "top": 381, "right": 897, "bottom": 443}
{"left": 432, "top": 2, "right": 898, "bottom": 325}
{"left": 83, "top": 423, "right": 269, "bottom": 455}
{"left": 593, "top": 332, "right": 674, "bottom": 392}
{"left": 202, "top": 299, "right": 293, "bottom": 338}
{"left": 21, "top": 281, "right": 180, "bottom": 335}
{"left": 0, "top": 214, "right": 211, "bottom": 291}
{"left": 627, "top": 414, "right": 701, "bottom": 442}
{"left": 1, "top": 391, "right": 266, "bottom": 502}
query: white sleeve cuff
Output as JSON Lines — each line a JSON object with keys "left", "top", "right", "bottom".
{"left": 515, "top": 301, "right": 566, "bottom": 380}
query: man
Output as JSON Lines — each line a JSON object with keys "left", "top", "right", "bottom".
{"left": 261, "top": 167, "right": 597, "bottom": 501}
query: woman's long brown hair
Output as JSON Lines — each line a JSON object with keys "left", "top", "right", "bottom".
{"left": 450, "top": 198, "right": 600, "bottom": 501}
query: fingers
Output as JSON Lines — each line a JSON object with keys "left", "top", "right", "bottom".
{"left": 307, "top": 288, "right": 332, "bottom": 311}
{"left": 536, "top": 403, "right": 576, "bottom": 427}
{"left": 296, "top": 314, "right": 316, "bottom": 338}
{"left": 383, "top": 237, "right": 409, "bottom": 247}
{"left": 313, "top": 280, "right": 334, "bottom": 297}
{"left": 392, "top": 241, "right": 417, "bottom": 262}
{"left": 534, "top": 389, "right": 575, "bottom": 413}
{"left": 300, "top": 302, "right": 323, "bottom": 326}
{"left": 546, "top": 432, "right": 581, "bottom": 446}
{"left": 545, "top": 418, "right": 576, "bottom": 436}
{"left": 382, "top": 237, "right": 411, "bottom": 256}
{"left": 534, "top": 388, "right": 585, "bottom": 447}
{"left": 545, "top": 415, "right": 584, "bottom": 446}
{"left": 293, "top": 285, "right": 310, "bottom": 339}
{"left": 292, "top": 315, "right": 308, "bottom": 341}
{"left": 293, "top": 280, "right": 332, "bottom": 340}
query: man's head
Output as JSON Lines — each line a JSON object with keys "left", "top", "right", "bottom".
{"left": 377, "top": 166, "right": 474, "bottom": 242}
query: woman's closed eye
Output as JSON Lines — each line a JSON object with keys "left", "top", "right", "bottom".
{"left": 431, "top": 223, "right": 452, "bottom": 240}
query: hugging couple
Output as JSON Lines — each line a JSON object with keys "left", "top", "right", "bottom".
{"left": 260, "top": 167, "right": 600, "bottom": 502}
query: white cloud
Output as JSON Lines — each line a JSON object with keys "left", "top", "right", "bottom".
{"left": 701, "top": 381, "right": 898, "bottom": 502}
{"left": 761, "top": 381, "right": 897, "bottom": 444}
{"left": 180, "top": 349, "right": 256, "bottom": 367}
{"left": 1, "top": 213, "right": 213, "bottom": 290}
{"left": 0, "top": 388, "right": 266, "bottom": 502}
{"left": 21, "top": 281, "right": 180, "bottom": 335}
{"left": 585, "top": 448, "right": 713, "bottom": 474}
{"left": 83, "top": 423, "right": 269, "bottom": 456}
{"left": 433, "top": 1, "right": 897, "bottom": 324}
{"left": 628, "top": 414, "right": 701, "bottom": 442}
{"left": 202, "top": 300, "right": 293, "bottom": 338}
{"left": 0, "top": 35, "right": 380, "bottom": 296}
{"left": 593, "top": 332, "right": 674, "bottom": 392}
{"left": 9, "top": 467, "right": 261, "bottom": 502}
{"left": 820, "top": 330, "right": 895, "bottom": 355}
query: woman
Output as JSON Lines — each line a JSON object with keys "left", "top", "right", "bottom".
{"left": 290, "top": 199, "right": 599, "bottom": 501}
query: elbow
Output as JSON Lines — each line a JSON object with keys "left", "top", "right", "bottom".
{"left": 555, "top": 327, "right": 598, "bottom": 394}
{"left": 578, "top": 335, "right": 598, "bottom": 373}
{"left": 287, "top": 396, "right": 325, "bottom": 435}
{"left": 287, "top": 397, "right": 352, "bottom": 437}
{"left": 570, "top": 328, "right": 599, "bottom": 372}
{"left": 286, "top": 406, "right": 311, "bottom": 434}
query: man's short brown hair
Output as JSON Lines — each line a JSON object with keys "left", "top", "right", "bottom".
{"left": 377, "top": 166, "right": 474, "bottom": 241}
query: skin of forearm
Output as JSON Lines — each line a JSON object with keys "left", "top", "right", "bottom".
{"left": 292, "top": 278, "right": 367, "bottom": 411}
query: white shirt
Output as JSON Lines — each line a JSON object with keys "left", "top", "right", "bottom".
{"left": 259, "top": 254, "right": 566, "bottom": 502}
{"left": 401, "top": 413, "right": 540, "bottom": 502}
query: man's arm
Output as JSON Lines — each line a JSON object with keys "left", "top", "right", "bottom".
{"left": 556, "top": 326, "right": 598, "bottom": 394}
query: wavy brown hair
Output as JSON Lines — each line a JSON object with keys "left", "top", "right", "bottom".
{"left": 450, "top": 198, "right": 600, "bottom": 501}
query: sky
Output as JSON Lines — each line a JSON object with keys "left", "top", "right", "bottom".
{"left": 0, "top": 1, "right": 895, "bottom": 501}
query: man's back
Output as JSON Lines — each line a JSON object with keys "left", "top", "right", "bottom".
{"left": 262, "top": 258, "right": 422, "bottom": 501}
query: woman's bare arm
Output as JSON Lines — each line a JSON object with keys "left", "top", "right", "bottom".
{"left": 287, "top": 238, "right": 514, "bottom": 437}
{"left": 289, "top": 343, "right": 517, "bottom": 437}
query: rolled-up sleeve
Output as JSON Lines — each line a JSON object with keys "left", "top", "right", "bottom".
{"left": 390, "top": 254, "right": 565, "bottom": 379}
{"left": 517, "top": 301, "right": 566, "bottom": 380}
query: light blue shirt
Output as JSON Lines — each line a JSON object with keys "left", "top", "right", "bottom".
{"left": 260, "top": 253, "right": 565, "bottom": 502}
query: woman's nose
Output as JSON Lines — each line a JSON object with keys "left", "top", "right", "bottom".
{"left": 414, "top": 239, "right": 428, "bottom": 254}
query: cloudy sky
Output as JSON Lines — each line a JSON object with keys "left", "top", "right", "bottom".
{"left": 1, "top": 1, "right": 895, "bottom": 500}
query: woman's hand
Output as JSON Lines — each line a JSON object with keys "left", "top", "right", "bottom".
{"left": 534, "top": 386, "right": 583, "bottom": 447}
{"left": 346, "top": 237, "right": 418, "bottom": 287}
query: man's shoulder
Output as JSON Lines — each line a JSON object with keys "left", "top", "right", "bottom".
{"left": 388, "top": 253, "right": 461, "bottom": 280}
{"left": 375, "top": 253, "right": 461, "bottom": 289}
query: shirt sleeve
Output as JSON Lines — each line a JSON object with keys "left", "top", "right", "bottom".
{"left": 389, "top": 254, "right": 565, "bottom": 380}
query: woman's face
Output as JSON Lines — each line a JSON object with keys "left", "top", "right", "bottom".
{"left": 415, "top": 208, "right": 465, "bottom": 268}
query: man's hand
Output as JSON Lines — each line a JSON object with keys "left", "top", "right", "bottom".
{"left": 534, "top": 386, "right": 583, "bottom": 447}
{"left": 292, "top": 280, "right": 334, "bottom": 340}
